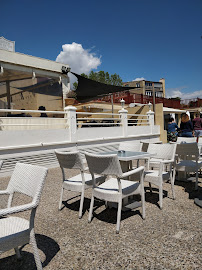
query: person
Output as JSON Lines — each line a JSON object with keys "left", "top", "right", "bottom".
{"left": 192, "top": 113, "right": 202, "bottom": 143}
{"left": 38, "top": 106, "right": 47, "bottom": 117}
{"left": 167, "top": 117, "right": 179, "bottom": 142}
{"left": 179, "top": 113, "right": 194, "bottom": 137}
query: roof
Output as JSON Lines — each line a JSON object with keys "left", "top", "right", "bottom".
{"left": 163, "top": 107, "right": 186, "bottom": 113}
{"left": 0, "top": 49, "right": 69, "bottom": 83}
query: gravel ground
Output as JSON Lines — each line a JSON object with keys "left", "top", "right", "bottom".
{"left": 0, "top": 167, "right": 201, "bottom": 270}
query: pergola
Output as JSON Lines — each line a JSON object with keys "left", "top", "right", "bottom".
{"left": 0, "top": 49, "right": 70, "bottom": 108}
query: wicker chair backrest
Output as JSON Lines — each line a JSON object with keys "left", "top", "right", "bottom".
{"left": 118, "top": 142, "right": 142, "bottom": 152}
{"left": 176, "top": 142, "right": 199, "bottom": 158}
{"left": 85, "top": 153, "right": 123, "bottom": 177}
{"left": 177, "top": 137, "right": 196, "bottom": 143}
{"left": 7, "top": 163, "right": 48, "bottom": 203}
{"left": 55, "top": 150, "right": 84, "bottom": 171}
{"left": 147, "top": 143, "right": 177, "bottom": 160}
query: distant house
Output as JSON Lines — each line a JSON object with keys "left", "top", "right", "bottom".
{"left": 123, "top": 78, "right": 165, "bottom": 98}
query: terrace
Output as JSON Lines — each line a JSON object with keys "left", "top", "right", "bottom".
{"left": 0, "top": 164, "right": 201, "bottom": 269}
{"left": 0, "top": 107, "right": 201, "bottom": 269}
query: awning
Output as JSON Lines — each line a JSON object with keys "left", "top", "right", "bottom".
{"left": 72, "top": 72, "right": 136, "bottom": 102}
{"left": 163, "top": 107, "right": 186, "bottom": 114}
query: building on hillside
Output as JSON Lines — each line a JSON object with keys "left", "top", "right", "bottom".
{"left": 123, "top": 78, "right": 165, "bottom": 98}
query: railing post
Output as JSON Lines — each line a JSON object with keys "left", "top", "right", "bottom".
{"left": 64, "top": 106, "right": 77, "bottom": 142}
{"left": 119, "top": 107, "right": 128, "bottom": 137}
{"left": 61, "top": 75, "right": 71, "bottom": 109}
{"left": 147, "top": 104, "right": 155, "bottom": 134}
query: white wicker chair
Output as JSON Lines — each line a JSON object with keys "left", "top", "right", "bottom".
{"left": 118, "top": 141, "right": 143, "bottom": 152}
{"left": 55, "top": 150, "right": 104, "bottom": 218}
{"left": 0, "top": 162, "right": 48, "bottom": 270}
{"left": 85, "top": 152, "right": 145, "bottom": 234}
{"left": 174, "top": 142, "right": 202, "bottom": 190}
{"left": 118, "top": 141, "right": 143, "bottom": 170}
{"left": 144, "top": 143, "right": 177, "bottom": 209}
{"left": 177, "top": 137, "right": 196, "bottom": 143}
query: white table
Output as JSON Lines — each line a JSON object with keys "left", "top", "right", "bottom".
{"left": 99, "top": 150, "right": 152, "bottom": 161}
{"left": 99, "top": 150, "right": 152, "bottom": 172}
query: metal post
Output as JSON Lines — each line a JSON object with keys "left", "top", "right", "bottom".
{"left": 152, "top": 88, "right": 156, "bottom": 123}
{"left": 6, "top": 81, "right": 11, "bottom": 109}
{"left": 111, "top": 94, "right": 114, "bottom": 118}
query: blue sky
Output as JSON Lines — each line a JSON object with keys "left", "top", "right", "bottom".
{"left": 1, "top": 0, "right": 202, "bottom": 100}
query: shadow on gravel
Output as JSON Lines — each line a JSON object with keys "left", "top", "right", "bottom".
{"left": 89, "top": 197, "right": 143, "bottom": 224}
{"left": 62, "top": 196, "right": 91, "bottom": 216}
{"left": 0, "top": 234, "right": 60, "bottom": 270}
{"left": 145, "top": 187, "right": 168, "bottom": 209}
{"left": 175, "top": 178, "right": 202, "bottom": 202}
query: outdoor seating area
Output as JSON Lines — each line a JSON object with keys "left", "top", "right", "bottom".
{"left": 0, "top": 138, "right": 202, "bottom": 269}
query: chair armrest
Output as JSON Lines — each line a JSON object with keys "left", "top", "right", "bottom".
{"left": 0, "top": 202, "right": 36, "bottom": 217}
{"left": 150, "top": 159, "right": 174, "bottom": 165}
{"left": 121, "top": 166, "right": 144, "bottom": 179}
{"left": 0, "top": 189, "right": 9, "bottom": 195}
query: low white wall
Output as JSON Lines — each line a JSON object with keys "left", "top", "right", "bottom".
{"left": 77, "top": 126, "right": 123, "bottom": 141}
{"left": 0, "top": 129, "right": 70, "bottom": 148}
{"left": 128, "top": 125, "right": 160, "bottom": 136}
{"left": 0, "top": 117, "right": 66, "bottom": 130}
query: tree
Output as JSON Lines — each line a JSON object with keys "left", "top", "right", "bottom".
{"left": 72, "top": 71, "right": 123, "bottom": 90}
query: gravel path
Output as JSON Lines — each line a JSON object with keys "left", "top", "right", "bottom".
{"left": 0, "top": 167, "right": 201, "bottom": 270}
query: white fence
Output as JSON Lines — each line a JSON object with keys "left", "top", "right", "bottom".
{"left": 0, "top": 107, "right": 159, "bottom": 176}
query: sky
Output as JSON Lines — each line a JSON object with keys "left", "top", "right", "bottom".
{"left": 1, "top": 0, "right": 202, "bottom": 100}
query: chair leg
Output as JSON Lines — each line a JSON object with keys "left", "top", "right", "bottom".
{"left": 171, "top": 173, "right": 176, "bottom": 200}
{"left": 14, "top": 247, "right": 21, "bottom": 260}
{"left": 30, "top": 230, "right": 42, "bottom": 270}
{"left": 79, "top": 190, "right": 85, "bottom": 219}
{"left": 116, "top": 198, "right": 122, "bottom": 234}
{"left": 141, "top": 190, "right": 146, "bottom": 220}
{"left": 149, "top": 182, "right": 152, "bottom": 194}
{"left": 195, "top": 170, "right": 198, "bottom": 190}
{"left": 59, "top": 187, "right": 64, "bottom": 210}
{"left": 171, "top": 180, "right": 176, "bottom": 200}
{"left": 88, "top": 194, "right": 94, "bottom": 223}
{"left": 159, "top": 185, "right": 163, "bottom": 209}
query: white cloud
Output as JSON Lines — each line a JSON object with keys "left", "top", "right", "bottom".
{"left": 56, "top": 42, "right": 101, "bottom": 88}
{"left": 166, "top": 87, "right": 202, "bottom": 100}
{"left": 132, "top": 77, "right": 145, "bottom": 81}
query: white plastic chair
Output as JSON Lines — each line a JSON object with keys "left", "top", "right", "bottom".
{"left": 144, "top": 143, "right": 177, "bottom": 209}
{"left": 55, "top": 150, "right": 104, "bottom": 218}
{"left": 85, "top": 152, "right": 145, "bottom": 233}
{"left": 174, "top": 142, "right": 202, "bottom": 190}
{"left": 0, "top": 163, "right": 48, "bottom": 270}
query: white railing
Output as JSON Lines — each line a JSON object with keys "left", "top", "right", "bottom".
{"left": 0, "top": 108, "right": 150, "bottom": 130}
{"left": 0, "top": 107, "right": 156, "bottom": 146}
{"left": 127, "top": 113, "right": 149, "bottom": 126}
{"left": 76, "top": 112, "right": 121, "bottom": 128}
